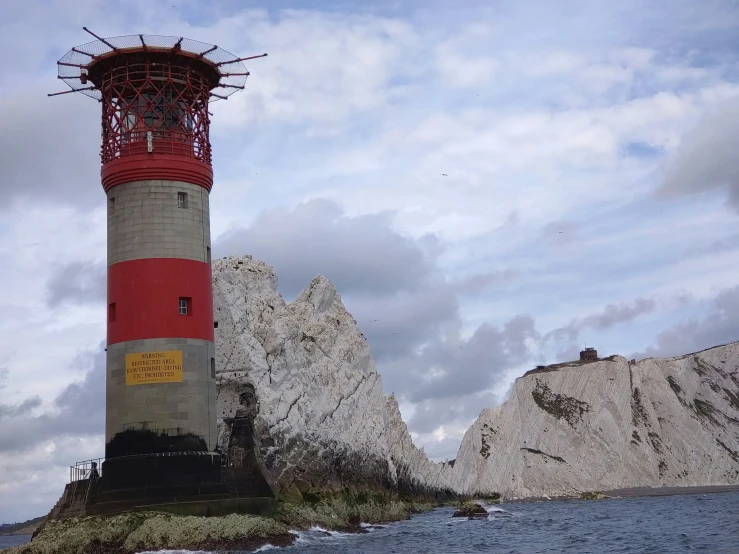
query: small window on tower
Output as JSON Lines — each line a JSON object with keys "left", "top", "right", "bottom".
{"left": 211, "top": 357, "right": 216, "bottom": 379}
{"left": 177, "top": 192, "right": 188, "bottom": 208}
{"left": 178, "top": 297, "right": 191, "bottom": 316}
{"left": 109, "top": 197, "right": 115, "bottom": 214}
{"left": 206, "top": 246, "right": 211, "bottom": 264}
{"left": 108, "top": 303, "right": 116, "bottom": 322}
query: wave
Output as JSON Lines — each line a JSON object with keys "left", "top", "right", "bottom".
{"left": 139, "top": 522, "right": 383, "bottom": 553}
{"left": 137, "top": 550, "right": 212, "bottom": 554}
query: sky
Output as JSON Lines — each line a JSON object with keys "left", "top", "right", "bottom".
{"left": 1, "top": 0, "right": 739, "bottom": 522}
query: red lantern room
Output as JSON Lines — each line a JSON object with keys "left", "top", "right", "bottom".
{"left": 54, "top": 28, "right": 265, "bottom": 190}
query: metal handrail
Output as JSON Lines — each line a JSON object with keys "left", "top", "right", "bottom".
{"left": 69, "top": 457, "right": 104, "bottom": 483}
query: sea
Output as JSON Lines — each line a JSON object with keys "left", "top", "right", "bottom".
{"left": 3, "top": 492, "right": 738, "bottom": 553}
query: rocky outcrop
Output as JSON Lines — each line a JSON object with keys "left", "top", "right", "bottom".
{"left": 449, "top": 346, "right": 739, "bottom": 498}
{"left": 212, "top": 256, "right": 452, "bottom": 498}
{"left": 213, "top": 255, "right": 739, "bottom": 501}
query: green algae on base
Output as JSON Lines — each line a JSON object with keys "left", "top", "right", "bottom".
{"left": 2, "top": 512, "right": 293, "bottom": 554}
{"left": 579, "top": 491, "right": 606, "bottom": 500}
{"left": 3, "top": 494, "right": 437, "bottom": 554}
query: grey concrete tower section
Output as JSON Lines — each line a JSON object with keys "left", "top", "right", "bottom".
{"left": 107, "top": 180, "right": 211, "bottom": 265}
{"left": 105, "top": 180, "right": 217, "bottom": 451}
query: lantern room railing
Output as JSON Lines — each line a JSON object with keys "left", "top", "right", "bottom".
{"left": 51, "top": 31, "right": 267, "bottom": 167}
{"left": 98, "top": 58, "right": 213, "bottom": 164}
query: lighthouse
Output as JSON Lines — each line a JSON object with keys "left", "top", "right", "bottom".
{"left": 52, "top": 30, "right": 267, "bottom": 500}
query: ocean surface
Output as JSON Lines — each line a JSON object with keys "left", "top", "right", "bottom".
{"left": 0, "top": 535, "right": 30, "bottom": 549}
{"left": 261, "top": 493, "right": 739, "bottom": 554}
{"left": 4, "top": 492, "right": 738, "bottom": 553}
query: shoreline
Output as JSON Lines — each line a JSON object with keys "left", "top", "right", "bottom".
{"left": 502, "top": 484, "right": 739, "bottom": 504}
{"left": 0, "top": 496, "right": 436, "bottom": 554}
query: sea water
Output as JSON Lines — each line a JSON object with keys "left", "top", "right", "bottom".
{"left": 259, "top": 493, "right": 739, "bottom": 553}
{"left": 5, "top": 492, "right": 738, "bottom": 553}
{"left": 0, "top": 535, "right": 30, "bottom": 550}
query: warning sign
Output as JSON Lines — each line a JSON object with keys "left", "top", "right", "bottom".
{"left": 125, "top": 351, "right": 183, "bottom": 386}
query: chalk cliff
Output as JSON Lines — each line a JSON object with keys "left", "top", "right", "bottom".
{"left": 449, "top": 347, "right": 739, "bottom": 498}
{"left": 212, "top": 256, "right": 453, "bottom": 498}
{"left": 212, "top": 255, "right": 739, "bottom": 500}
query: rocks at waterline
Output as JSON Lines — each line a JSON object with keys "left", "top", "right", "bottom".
{"left": 451, "top": 501, "right": 488, "bottom": 519}
{"left": 213, "top": 256, "right": 455, "bottom": 499}
{"left": 449, "top": 345, "right": 739, "bottom": 498}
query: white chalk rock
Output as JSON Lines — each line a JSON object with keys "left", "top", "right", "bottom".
{"left": 450, "top": 348, "right": 739, "bottom": 497}
{"left": 212, "top": 256, "right": 451, "bottom": 495}
{"left": 212, "top": 255, "right": 739, "bottom": 499}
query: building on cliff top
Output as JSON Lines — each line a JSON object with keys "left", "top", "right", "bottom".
{"left": 580, "top": 347, "right": 598, "bottom": 361}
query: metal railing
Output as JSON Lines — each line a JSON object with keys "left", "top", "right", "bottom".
{"left": 70, "top": 457, "right": 104, "bottom": 483}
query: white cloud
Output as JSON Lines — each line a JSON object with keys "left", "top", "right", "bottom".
{"left": 2, "top": 0, "right": 739, "bottom": 518}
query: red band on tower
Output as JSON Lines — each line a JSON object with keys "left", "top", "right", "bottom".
{"left": 107, "top": 258, "right": 214, "bottom": 345}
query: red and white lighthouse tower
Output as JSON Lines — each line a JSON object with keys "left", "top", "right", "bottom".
{"left": 54, "top": 30, "right": 265, "bottom": 494}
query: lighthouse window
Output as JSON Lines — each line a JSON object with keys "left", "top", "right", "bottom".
{"left": 211, "top": 357, "right": 216, "bottom": 379}
{"left": 108, "top": 303, "right": 116, "bottom": 322}
{"left": 177, "top": 192, "right": 188, "bottom": 208}
{"left": 109, "top": 197, "right": 115, "bottom": 214}
{"left": 178, "top": 297, "right": 191, "bottom": 315}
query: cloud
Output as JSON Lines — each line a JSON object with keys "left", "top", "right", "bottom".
{"left": 0, "top": 396, "right": 42, "bottom": 420}
{"left": 2, "top": 0, "right": 739, "bottom": 508}
{"left": 546, "top": 297, "right": 659, "bottom": 343}
{"left": 0, "top": 344, "right": 105, "bottom": 453}
{"left": 454, "top": 269, "right": 520, "bottom": 295}
{"left": 657, "top": 95, "right": 739, "bottom": 212}
{"left": 635, "top": 285, "right": 739, "bottom": 360}
{"left": 214, "top": 199, "right": 439, "bottom": 299}
{"left": 435, "top": 24, "right": 500, "bottom": 88}
{"left": 0, "top": 90, "right": 101, "bottom": 212}
{"left": 204, "top": 9, "right": 421, "bottom": 132}
{"left": 543, "top": 297, "right": 664, "bottom": 362}
{"left": 46, "top": 261, "right": 107, "bottom": 308}
{"left": 214, "top": 199, "right": 539, "bottom": 436}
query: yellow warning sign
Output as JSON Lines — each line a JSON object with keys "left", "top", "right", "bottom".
{"left": 125, "top": 351, "right": 183, "bottom": 386}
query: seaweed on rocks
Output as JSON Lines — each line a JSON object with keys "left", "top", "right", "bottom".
{"left": 694, "top": 398, "right": 722, "bottom": 428}
{"left": 715, "top": 439, "right": 739, "bottom": 464}
{"left": 6, "top": 495, "right": 438, "bottom": 554}
{"left": 631, "top": 387, "right": 649, "bottom": 426}
{"left": 531, "top": 379, "right": 591, "bottom": 428}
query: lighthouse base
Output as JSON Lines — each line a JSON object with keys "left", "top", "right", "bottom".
{"left": 101, "top": 451, "right": 223, "bottom": 490}
{"left": 43, "top": 450, "right": 277, "bottom": 525}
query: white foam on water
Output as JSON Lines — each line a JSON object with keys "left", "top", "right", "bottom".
{"left": 136, "top": 550, "right": 212, "bottom": 554}
{"left": 289, "top": 526, "right": 355, "bottom": 545}
{"left": 254, "top": 545, "right": 278, "bottom": 552}
{"left": 484, "top": 505, "right": 507, "bottom": 514}
{"left": 360, "top": 522, "right": 387, "bottom": 531}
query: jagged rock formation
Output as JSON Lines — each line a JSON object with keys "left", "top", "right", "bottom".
{"left": 213, "top": 255, "right": 739, "bottom": 501}
{"left": 450, "top": 347, "right": 739, "bottom": 498}
{"left": 212, "top": 256, "right": 453, "bottom": 498}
